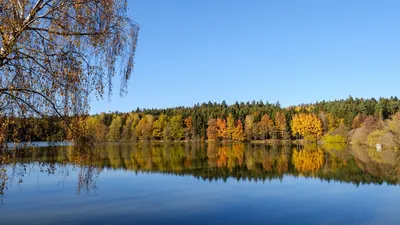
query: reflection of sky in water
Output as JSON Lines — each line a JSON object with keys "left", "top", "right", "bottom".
{"left": 1, "top": 163, "right": 400, "bottom": 225}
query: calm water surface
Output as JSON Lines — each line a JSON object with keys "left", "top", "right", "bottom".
{"left": 0, "top": 143, "right": 399, "bottom": 225}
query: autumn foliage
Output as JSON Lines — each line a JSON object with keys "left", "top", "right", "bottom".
{"left": 232, "top": 120, "right": 245, "bottom": 141}
{"left": 291, "top": 113, "right": 323, "bottom": 141}
{"left": 2, "top": 97, "right": 400, "bottom": 145}
{"left": 292, "top": 147, "right": 324, "bottom": 173}
{"left": 207, "top": 119, "right": 218, "bottom": 141}
{"left": 216, "top": 118, "right": 228, "bottom": 140}
{"left": 0, "top": 0, "right": 139, "bottom": 146}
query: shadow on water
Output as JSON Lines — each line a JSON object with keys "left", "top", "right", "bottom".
{"left": 1, "top": 142, "right": 400, "bottom": 203}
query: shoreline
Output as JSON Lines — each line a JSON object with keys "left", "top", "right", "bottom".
{"left": 98, "top": 139, "right": 312, "bottom": 145}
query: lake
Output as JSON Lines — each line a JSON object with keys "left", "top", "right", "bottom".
{"left": 0, "top": 142, "right": 399, "bottom": 225}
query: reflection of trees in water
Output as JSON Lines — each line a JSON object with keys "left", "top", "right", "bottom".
{"left": 350, "top": 146, "right": 400, "bottom": 184}
{"left": 1, "top": 153, "right": 9, "bottom": 203}
{"left": 1, "top": 142, "right": 400, "bottom": 201}
{"left": 76, "top": 166, "right": 99, "bottom": 195}
{"left": 0, "top": 145, "right": 102, "bottom": 201}
{"left": 277, "top": 145, "right": 290, "bottom": 174}
{"left": 68, "top": 145, "right": 102, "bottom": 195}
{"left": 292, "top": 145, "right": 324, "bottom": 174}
{"left": 211, "top": 143, "right": 245, "bottom": 171}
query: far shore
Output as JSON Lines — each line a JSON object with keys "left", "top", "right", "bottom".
{"left": 92, "top": 139, "right": 344, "bottom": 145}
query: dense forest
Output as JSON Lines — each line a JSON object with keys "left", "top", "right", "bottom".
{"left": 4, "top": 96, "right": 400, "bottom": 149}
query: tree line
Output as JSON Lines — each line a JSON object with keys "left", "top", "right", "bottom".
{"left": 3, "top": 96, "right": 400, "bottom": 148}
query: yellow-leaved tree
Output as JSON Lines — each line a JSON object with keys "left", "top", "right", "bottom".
{"left": 226, "top": 114, "right": 236, "bottom": 140}
{"left": 232, "top": 120, "right": 245, "bottom": 141}
{"left": 291, "top": 113, "right": 323, "bottom": 141}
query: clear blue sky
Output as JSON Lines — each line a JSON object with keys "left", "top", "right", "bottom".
{"left": 90, "top": 0, "right": 400, "bottom": 114}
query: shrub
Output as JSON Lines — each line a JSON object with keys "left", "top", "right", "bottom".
{"left": 367, "top": 129, "right": 397, "bottom": 149}
{"left": 322, "top": 134, "right": 346, "bottom": 143}
{"left": 350, "top": 116, "right": 384, "bottom": 146}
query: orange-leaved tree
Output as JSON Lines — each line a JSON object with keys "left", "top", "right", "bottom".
{"left": 216, "top": 118, "right": 228, "bottom": 140}
{"left": 258, "top": 114, "right": 274, "bottom": 140}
